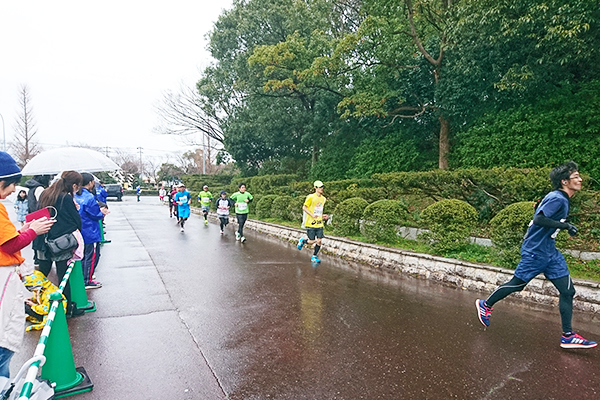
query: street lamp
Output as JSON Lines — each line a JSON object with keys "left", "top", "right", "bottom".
{"left": 0, "top": 112, "right": 5, "bottom": 152}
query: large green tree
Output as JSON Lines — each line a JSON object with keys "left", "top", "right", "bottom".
{"left": 442, "top": 0, "right": 600, "bottom": 126}
{"left": 198, "top": 0, "right": 362, "bottom": 175}
{"left": 198, "top": 0, "right": 600, "bottom": 177}
{"left": 324, "top": 0, "right": 454, "bottom": 168}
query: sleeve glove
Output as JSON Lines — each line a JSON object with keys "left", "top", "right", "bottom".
{"left": 565, "top": 223, "right": 578, "bottom": 237}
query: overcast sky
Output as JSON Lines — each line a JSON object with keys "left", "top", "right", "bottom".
{"left": 0, "top": 0, "right": 232, "bottom": 165}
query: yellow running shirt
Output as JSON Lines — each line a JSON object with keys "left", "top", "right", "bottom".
{"left": 302, "top": 193, "right": 326, "bottom": 228}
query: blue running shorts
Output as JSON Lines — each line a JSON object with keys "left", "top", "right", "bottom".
{"left": 514, "top": 249, "right": 569, "bottom": 282}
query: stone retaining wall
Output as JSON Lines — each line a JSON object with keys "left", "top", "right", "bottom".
{"left": 237, "top": 216, "right": 600, "bottom": 314}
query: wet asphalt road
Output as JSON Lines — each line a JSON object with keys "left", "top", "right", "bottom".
{"left": 10, "top": 196, "right": 600, "bottom": 399}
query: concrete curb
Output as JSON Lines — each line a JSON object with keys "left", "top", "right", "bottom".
{"left": 195, "top": 209, "right": 600, "bottom": 314}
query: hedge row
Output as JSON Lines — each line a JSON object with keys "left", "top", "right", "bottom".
{"left": 182, "top": 169, "right": 600, "bottom": 250}
{"left": 183, "top": 168, "right": 563, "bottom": 222}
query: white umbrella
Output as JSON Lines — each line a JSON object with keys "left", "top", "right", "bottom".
{"left": 21, "top": 147, "right": 120, "bottom": 175}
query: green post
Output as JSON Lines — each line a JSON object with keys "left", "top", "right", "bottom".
{"left": 69, "top": 260, "right": 96, "bottom": 312}
{"left": 41, "top": 293, "right": 93, "bottom": 397}
{"left": 99, "top": 220, "right": 111, "bottom": 244}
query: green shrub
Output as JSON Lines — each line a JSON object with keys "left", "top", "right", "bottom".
{"left": 489, "top": 202, "right": 535, "bottom": 266}
{"left": 420, "top": 199, "right": 478, "bottom": 252}
{"left": 183, "top": 174, "right": 234, "bottom": 194}
{"left": 452, "top": 80, "right": 600, "bottom": 185}
{"left": 250, "top": 174, "right": 299, "bottom": 194}
{"left": 361, "top": 200, "right": 408, "bottom": 243}
{"left": 334, "top": 186, "right": 388, "bottom": 204}
{"left": 288, "top": 196, "right": 305, "bottom": 223}
{"left": 249, "top": 193, "right": 261, "bottom": 216}
{"left": 333, "top": 197, "right": 369, "bottom": 236}
{"left": 271, "top": 195, "right": 294, "bottom": 220}
{"left": 373, "top": 168, "right": 552, "bottom": 221}
{"left": 320, "top": 179, "right": 377, "bottom": 191}
{"left": 287, "top": 181, "right": 313, "bottom": 197}
{"left": 324, "top": 197, "right": 337, "bottom": 218}
{"left": 255, "top": 195, "right": 278, "bottom": 219}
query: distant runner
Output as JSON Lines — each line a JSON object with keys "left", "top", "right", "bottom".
{"left": 476, "top": 161, "right": 596, "bottom": 349}
{"left": 297, "top": 180, "right": 328, "bottom": 263}
{"left": 215, "top": 190, "right": 234, "bottom": 234}
{"left": 168, "top": 186, "right": 178, "bottom": 219}
{"left": 174, "top": 183, "right": 192, "bottom": 232}
{"left": 230, "top": 183, "right": 253, "bottom": 243}
{"left": 198, "top": 185, "right": 213, "bottom": 226}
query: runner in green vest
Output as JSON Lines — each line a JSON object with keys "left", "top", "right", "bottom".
{"left": 197, "top": 185, "right": 213, "bottom": 226}
{"left": 230, "top": 183, "right": 253, "bottom": 243}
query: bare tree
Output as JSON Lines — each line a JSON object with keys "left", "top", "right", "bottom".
{"left": 154, "top": 83, "right": 224, "bottom": 145}
{"left": 120, "top": 161, "right": 139, "bottom": 176}
{"left": 144, "top": 157, "right": 162, "bottom": 185}
{"left": 112, "top": 148, "right": 137, "bottom": 170}
{"left": 11, "top": 84, "right": 41, "bottom": 166}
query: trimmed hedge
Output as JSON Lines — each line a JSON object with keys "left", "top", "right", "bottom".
{"left": 271, "top": 196, "right": 294, "bottom": 221}
{"left": 333, "top": 197, "right": 369, "bottom": 236}
{"left": 250, "top": 174, "right": 298, "bottom": 194}
{"left": 255, "top": 195, "right": 278, "bottom": 219}
{"left": 180, "top": 169, "right": 599, "bottom": 253}
{"left": 361, "top": 200, "right": 408, "bottom": 243}
{"left": 420, "top": 199, "right": 478, "bottom": 252}
{"left": 373, "top": 168, "right": 552, "bottom": 221}
{"left": 489, "top": 202, "right": 535, "bottom": 266}
{"left": 248, "top": 193, "right": 261, "bottom": 216}
{"left": 182, "top": 174, "right": 235, "bottom": 194}
{"left": 288, "top": 196, "right": 305, "bottom": 223}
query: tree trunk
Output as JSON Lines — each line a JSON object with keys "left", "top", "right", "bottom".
{"left": 438, "top": 116, "right": 449, "bottom": 170}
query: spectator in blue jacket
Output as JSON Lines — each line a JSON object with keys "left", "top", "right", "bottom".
{"left": 96, "top": 181, "right": 108, "bottom": 204}
{"left": 74, "top": 173, "right": 108, "bottom": 289}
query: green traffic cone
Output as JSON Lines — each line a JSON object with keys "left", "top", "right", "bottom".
{"left": 69, "top": 261, "right": 96, "bottom": 312}
{"left": 99, "top": 220, "right": 111, "bottom": 244}
{"left": 41, "top": 292, "right": 93, "bottom": 397}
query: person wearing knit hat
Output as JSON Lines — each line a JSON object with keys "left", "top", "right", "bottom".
{"left": 0, "top": 151, "right": 22, "bottom": 181}
{"left": 0, "top": 151, "right": 54, "bottom": 377}
{"left": 215, "top": 190, "right": 234, "bottom": 234}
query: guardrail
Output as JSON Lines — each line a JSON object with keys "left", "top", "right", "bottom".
{"left": 17, "top": 261, "right": 74, "bottom": 399}
{"left": 13, "top": 260, "right": 93, "bottom": 399}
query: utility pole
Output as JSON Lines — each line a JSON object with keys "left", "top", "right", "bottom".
{"left": 137, "top": 147, "right": 143, "bottom": 181}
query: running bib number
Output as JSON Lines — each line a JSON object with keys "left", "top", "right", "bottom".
{"left": 201, "top": 197, "right": 210, "bottom": 204}
{"left": 237, "top": 202, "right": 248, "bottom": 211}
{"left": 180, "top": 197, "right": 188, "bottom": 204}
{"left": 314, "top": 205, "right": 323, "bottom": 217}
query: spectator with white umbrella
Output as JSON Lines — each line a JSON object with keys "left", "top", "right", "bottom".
{"left": 74, "top": 173, "right": 109, "bottom": 290}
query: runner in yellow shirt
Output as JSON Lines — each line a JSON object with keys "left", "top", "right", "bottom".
{"left": 297, "top": 180, "right": 328, "bottom": 263}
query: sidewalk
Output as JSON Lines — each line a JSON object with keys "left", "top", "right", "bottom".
{"left": 8, "top": 201, "right": 225, "bottom": 399}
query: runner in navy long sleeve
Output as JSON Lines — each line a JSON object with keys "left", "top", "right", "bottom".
{"left": 476, "top": 161, "right": 596, "bottom": 349}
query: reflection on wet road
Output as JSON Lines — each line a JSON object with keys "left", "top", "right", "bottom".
{"left": 128, "top": 199, "right": 600, "bottom": 399}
